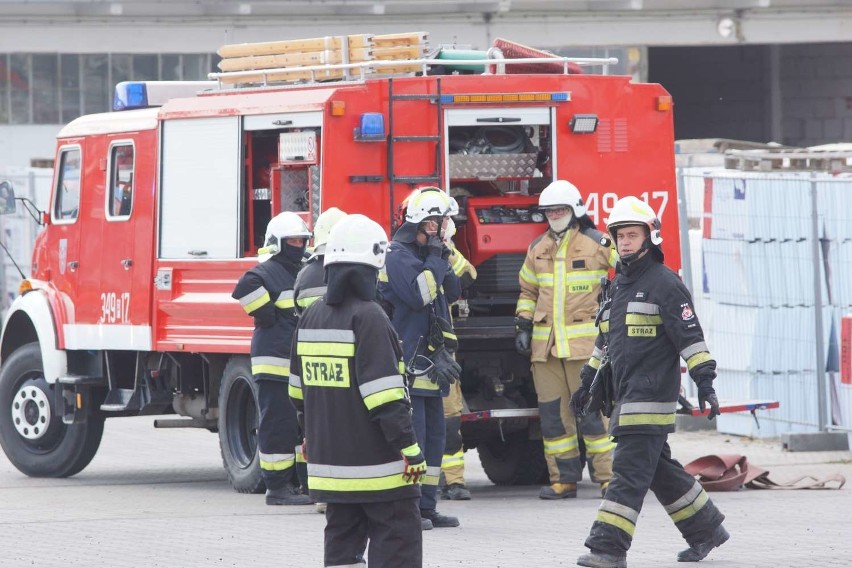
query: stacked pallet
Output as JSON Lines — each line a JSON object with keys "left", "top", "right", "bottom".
{"left": 217, "top": 32, "right": 428, "bottom": 85}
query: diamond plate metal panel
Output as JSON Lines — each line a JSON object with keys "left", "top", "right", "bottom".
{"left": 448, "top": 152, "right": 538, "bottom": 180}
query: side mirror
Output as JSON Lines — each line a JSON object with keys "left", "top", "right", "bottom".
{"left": 0, "top": 180, "right": 16, "bottom": 215}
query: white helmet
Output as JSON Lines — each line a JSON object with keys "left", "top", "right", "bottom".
{"left": 443, "top": 217, "right": 457, "bottom": 242}
{"left": 258, "top": 211, "right": 311, "bottom": 262}
{"left": 325, "top": 214, "right": 389, "bottom": 269}
{"left": 405, "top": 186, "right": 452, "bottom": 223}
{"left": 538, "top": 180, "right": 587, "bottom": 217}
{"left": 312, "top": 207, "right": 348, "bottom": 254}
{"left": 447, "top": 195, "right": 460, "bottom": 216}
{"left": 607, "top": 196, "right": 663, "bottom": 246}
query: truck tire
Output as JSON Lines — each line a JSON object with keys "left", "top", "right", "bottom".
{"left": 478, "top": 431, "right": 549, "bottom": 486}
{"left": 0, "top": 342, "right": 104, "bottom": 478}
{"left": 218, "top": 356, "right": 265, "bottom": 494}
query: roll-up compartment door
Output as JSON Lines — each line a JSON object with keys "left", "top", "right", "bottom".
{"left": 160, "top": 117, "right": 241, "bottom": 259}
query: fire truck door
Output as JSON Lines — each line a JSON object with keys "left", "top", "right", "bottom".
{"left": 48, "top": 145, "right": 83, "bottom": 323}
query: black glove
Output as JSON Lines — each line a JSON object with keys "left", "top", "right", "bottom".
{"left": 579, "top": 364, "right": 596, "bottom": 390}
{"left": 428, "top": 346, "right": 461, "bottom": 389}
{"left": 696, "top": 373, "right": 720, "bottom": 420}
{"left": 514, "top": 317, "right": 532, "bottom": 356}
{"left": 441, "top": 244, "right": 452, "bottom": 261}
{"left": 569, "top": 386, "right": 591, "bottom": 417}
{"left": 426, "top": 235, "right": 444, "bottom": 258}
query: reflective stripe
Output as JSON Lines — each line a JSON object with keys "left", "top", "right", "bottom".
{"left": 442, "top": 450, "right": 465, "bottom": 469}
{"left": 669, "top": 488, "right": 710, "bottom": 523}
{"left": 363, "top": 388, "right": 407, "bottom": 411}
{"left": 289, "top": 373, "right": 302, "bottom": 388}
{"left": 599, "top": 499, "right": 640, "bottom": 524}
{"left": 295, "top": 445, "right": 306, "bottom": 464}
{"left": 589, "top": 356, "right": 601, "bottom": 370}
{"left": 600, "top": 320, "right": 609, "bottom": 333}
{"left": 601, "top": 309, "right": 610, "bottom": 321}
{"left": 260, "top": 452, "right": 296, "bottom": 471}
{"left": 538, "top": 273, "right": 554, "bottom": 287}
{"left": 401, "top": 443, "right": 422, "bottom": 457}
{"left": 543, "top": 434, "right": 579, "bottom": 455}
{"left": 298, "top": 342, "right": 355, "bottom": 357}
{"left": 665, "top": 480, "right": 704, "bottom": 515}
{"left": 532, "top": 325, "right": 551, "bottom": 340}
{"left": 238, "top": 286, "right": 270, "bottom": 314}
{"left": 585, "top": 436, "right": 616, "bottom": 454}
{"left": 620, "top": 401, "right": 677, "bottom": 414}
{"left": 423, "top": 466, "right": 441, "bottom": 486}
{"left": 275, "top": 290, "right": 295, "bottom": 309}
{"left": 564, "top": 322, "right": 598, "bottom": 338}
{"left": 625, "top": 314, "right": 663, "bottom": 325}
{"left": 451, "top": 254, "right": 467, "bottom": 276}
{"left": 326, "top": 563, "right": 366, "bottom": 568}
{"left": 251, "top": 356, "right": 290, "bottom": 377}
{"left": 299, "top": 329, "right": 356, "bottom": 342}
{"left": 309, "top": 466, "right": 411, "bottom": 492}
{"left": 411, "top": 377, "right": 440, "bottom": 391}
{"left": 686, "top": 352, "right": 713, "bottom": 370}
{"left": 519, "top": 263, "right": 538, "bottom": 285}
{"left": 681, "top": 341, "right": 709, "bottom": 360}
{"left": 516, "top": 298, "right": 536, "bottom": 314}
{"left": 310, "top": 461, "right": 404, "bottom": 478}
{"left": 596, "top": 510, "right": 635, "bottom": 537}
{"left": 608, "top": 248, "right": 619, "bottom": 267}
{"left": 296, "top": 286, "right": 326, "bottom": 307}
{"left": 359, "top": 375, "right": 406, "bottom": 398}
{"left": 592, "top": 346, "right": 604, "bottom": 360}
{"left": 378, "top": 268, "right": 389, "bottom": 283}
{"left": 288, "top": 383, "right": 303, "bottom": 400}
{"left": 619, "top": 413, "right": 676, "bottom": 426}
{"left": 416, "top": 270, "right": 438, "bottom": 305}
{"left": 626, "top": 301, "right": 660, "bottom": 315}
{"left": 566, "top": 270, "right": 607, "bottom": 294}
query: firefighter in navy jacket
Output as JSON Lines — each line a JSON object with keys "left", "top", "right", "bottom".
{"left": 231, "top": 211, "right": 312, "bottom": 506}
{"left": 294, "top": 207, "right": 348, "bottom": 313}
{"left": 570, "top": 196, "right": 728, "bottom": 568}
{"left": 289, "top": 214, "right": 425, "bottom": 568}
{"left": 379, "top": 187, "right": 462, "bottom": 530}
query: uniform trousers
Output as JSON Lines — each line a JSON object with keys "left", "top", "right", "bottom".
{"left": 532, "top": 357, "right": 614, "bottom": 484}
{"left": 585, "top": 433, "right": 725, "bottom": 555}
{"left": 411, "top": 395, "right": 445, "bottom": 510}
{"left": 324, "top": 498, "right": 422, "bottom": 568}
{"left": 256, "top": 377, "right": 300, "bottom": 490}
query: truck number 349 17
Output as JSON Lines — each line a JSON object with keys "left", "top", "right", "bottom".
{"left": 100, "top": 292, "right": 131, "bottom": 324}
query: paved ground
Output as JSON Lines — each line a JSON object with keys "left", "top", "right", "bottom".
{"left": 1, "top": 417, "right": 850, "bottom": 567}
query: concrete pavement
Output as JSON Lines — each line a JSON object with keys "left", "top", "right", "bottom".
{"left": 0, "top": 417, "right": 850, "bottom": 567}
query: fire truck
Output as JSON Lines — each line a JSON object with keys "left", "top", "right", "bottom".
{"left": 0, "top": 34, "right": 679, "bottom": 491}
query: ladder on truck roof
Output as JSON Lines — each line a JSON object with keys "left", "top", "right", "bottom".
{"left": 387, "top": 77, "right": 443, "bottom": 230}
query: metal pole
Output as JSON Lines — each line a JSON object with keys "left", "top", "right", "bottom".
{"left": 810, "top": 174, "right": 828, "bottom": 432}
{"left": 676, "top": 167, "right": 693, "bottom": 297}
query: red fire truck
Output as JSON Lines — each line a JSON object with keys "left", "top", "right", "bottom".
{"left": 0, "top": 36, "right": 678, "bottom": 491}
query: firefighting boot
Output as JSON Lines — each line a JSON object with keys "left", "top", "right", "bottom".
{"left": 577, "top": 550, "right": 628, "bottom": 568}
{"left": 265, "top": 485, "right": 312, "bottom": 506}
{"left": 442, "top": 483, "right": 472, "bottom": 500}
{"left": 539, "top": 482, "right": 577, "bottom": 500}
{"left": 677, "top": 525, "right": 730, "bottom": 562}
{"left": 315, "top": 502, "right": 327, "bottom": 514}
{"left": 421, "top": 508, "right": 460, "bottom": 528}
{"left": 421, "top": 517, "right": 434, "bottom": 531}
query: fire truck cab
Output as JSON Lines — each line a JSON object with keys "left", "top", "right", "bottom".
{"left": 0, "top": 36, "right": 678, "bottom": 490}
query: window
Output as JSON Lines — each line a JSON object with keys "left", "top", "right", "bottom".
{"left": 54, "top": 147, "right": 81, "bottom": 222}
{"left": 107, "top": 143, "right": 134, "bottom": 219}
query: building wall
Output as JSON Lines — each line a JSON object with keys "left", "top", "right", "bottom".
{"left": 781, "top": 43, "right": 852, "bottom": 147}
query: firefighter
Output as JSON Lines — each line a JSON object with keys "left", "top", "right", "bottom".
{"left": 289, "top": 214, "right": 424, "bottom": 568}
{"left": 570, "top": 196, "right": 727, "bottom": 568}
{"left": 379, "top": 186, "right": 462, "bottom": 530}
{"left": 440, "top": 196, "right": 474, "bottom": 501}
{"left": 515, "top": 179, "right": 618, "bottom": 500}
{"left": 231, "top": 211, "right": 313, "bottom": 506}
{"left": 294, "top": 207, "right": 348, "bottom": 313}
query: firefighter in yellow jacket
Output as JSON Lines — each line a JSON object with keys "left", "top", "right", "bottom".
{"left": 515, "top": 180, "right": 618, "bottom": 500}
{"left": 440, "top": 197, "right": 476, "bottom": 501}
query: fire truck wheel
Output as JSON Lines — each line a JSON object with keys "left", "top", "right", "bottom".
{"left": 477, "top": 431, "right": 549, "bottom": 486}
{"left": 0, "top": 342, "right": 105, "bottom": 478}
{"left": 218, "top": 356, "right": 265, "bottom": 494}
